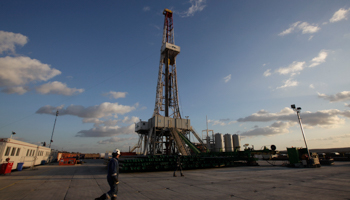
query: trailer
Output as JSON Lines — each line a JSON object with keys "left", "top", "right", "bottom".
{"left": 0, "top": 138, "right": 51, "bottom": 170}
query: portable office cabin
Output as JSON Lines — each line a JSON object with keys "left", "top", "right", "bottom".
{"left": 148, "top": 115, "right": 191, "bottom": 130}
{"left": 0, "top": 138, "right": 51, "bottom": 170}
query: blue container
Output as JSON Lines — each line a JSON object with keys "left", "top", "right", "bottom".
{"left": 17, "top": 163, "right": 24, "bottom": 171}
{"left": 41, "top": 160, "right": 46, "bottom": 165}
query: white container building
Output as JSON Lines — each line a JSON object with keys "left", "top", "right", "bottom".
{"left": 0, "top": 138, "right": 51, "bottom": 170}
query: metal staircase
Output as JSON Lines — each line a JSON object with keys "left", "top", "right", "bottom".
{"left": 170, "top": 128, "right": 190, "bottom": 156}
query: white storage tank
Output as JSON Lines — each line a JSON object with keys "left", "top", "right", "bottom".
{"left": 232, "top": 134, "right": 241, "bottom": 150}
{"left": 214, "top": 133, "right": 225, "bottom": 152}
{"left": 224, "top": 134, "right": 233, "bottom": 152}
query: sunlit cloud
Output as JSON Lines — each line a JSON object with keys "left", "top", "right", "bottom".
{"left": 318, "top": 91, "right": 350, "bottom": 102}
{"left": 329, "top": 8, "right": 350, "bottom": 23}
{"left": 263, "top": 69, "right": 271, "bottom": 77}
{"left": 277, "top": 78, "right": 298, "bottom": 89}
{"left": 36, "top": 81, "right": 84, "bottom": 96}
{"left": 103, "top": 91, "right": 127, "bottom": 99}
{"left": 309, "top": 50, "right": 328, "bottom": 67}
{"left": 279, "top": 21, "right": 320, "bottom": 36}
{"left": 36, "top": 102, "right": 137, "bottom": 118}
{"left": 143, "top": 6, "right": 150, "bottom": 12}
{"left": 180, "top": 0, "right": 206, "bottom": 17}
{"left": 223, "top": 74, "right": 231, "bottom": 83}
{"left": 0, "top": 56, "right": 61, "bottom": 94}
{"left": 275, "top": 61, "right": 305, "bottom": 75}
{"left": 237, "top": 107, "right": 349, "bottom": 128}
{"left": 0, "top": 30, "right": 28, "bottom": 54}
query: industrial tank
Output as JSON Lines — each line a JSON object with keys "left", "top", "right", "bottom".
{"left": 224, "top": 134, "right": 233, "bottom": 152}
{"left": 214, "top": 133, "right": 225, "bottom": 152}
{"left": 232, "top": 134, "right": 241, "bottom": 150}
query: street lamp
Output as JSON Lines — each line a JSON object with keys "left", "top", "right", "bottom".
{"left": 291, "top": 104, "right": 311, "bottom": 160}
{"left": 49, "top": 110, "right": 59, "bottom": 148}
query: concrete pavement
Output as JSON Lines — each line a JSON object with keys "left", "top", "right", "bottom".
{"left": 0, "top": 159, "right": 349, "bottom": 200}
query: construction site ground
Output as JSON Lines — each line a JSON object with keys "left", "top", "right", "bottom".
{"left": 0, "top": 159, "right": 349, "bottom": 200}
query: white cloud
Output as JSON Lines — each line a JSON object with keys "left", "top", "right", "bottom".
{"left": 76, "top": 124, "right": 135, "bottom": 137}
{"left": 345, "top": 103, "right": 350, "bottom": 108}
{"left": 208, "top": 118, "right": 236, "bottom": 126}
{"left": 275, "top": 61, "right": 305, "bottom": 75}
{"left": 98, "top": 137, "right": 137, "bottom": 144}
{"left": 237, "top": 107, "right": 349, "bottom": 128}
{"left": 0, "top": 56, "right": 61, "bottom": 93}
{"left": 180, "top": 0, "right": 206, "bottom": 17}
{"left": 298, "top": 22, "right": 320, "bottom": 34}
{"left": 240, "top": 121, "right": 293, "bottom": 137}
{"left": 0, "top": 30, "right": 28, "bottom": 54}
{"left": 36, "top": 102, "right": 137, "bottom": 118}
{"left": 309, "top": 84, "right": 315, "bottom": 89}
{"left": 277, "top": 78, "right": 298, "bottom": 89}
{"left": 278, "top": 21, "right": 301, "bottom": 36}
{"left": 36, "top": 81, "right": 84, "bottom": 96}
{"left": 329, "top": 8, "right": 350, "bottom": 23}
{"left": 307, "top": 134, "right": 350, "bottom": 142}
{"left": 83, "top": 118, "right": 120, "bottom": 127}
{"left": 122, "top": 116, "right": 139, "bottom": 124}
{"left": 208, "top": 119, "right": 226, "bottom": 126}
{"left": 308, "top": 35, "right": 314, "bottom": 41}
{"left": 318, "top": 91, "right": 350, "bottom": 102}
{"left": 143, "top": 6, "right": 150, "bottom": 12}
{"left": 152, "top": 24, "right": 161, "bottom": 30}
{"left": 103, "top": 91, "right": 127, "bottom": 99}
{"left": 279, "top": 21, "right": 320, "bottom": 36}
{"left": 309, "top": 50, "right": 328, "bottom": 68}
{"left": 223, "top": 74, "right": 231, "bottom": 83}
{"left": 263, "top": 69, "right": 271, "bottom": 77}
{"left": 1, "top": 86, "right": 28, "bottom": 95}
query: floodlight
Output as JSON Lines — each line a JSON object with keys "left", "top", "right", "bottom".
{"left": 297, "top": 107, "right": 301, "bottom": 110}
{"left": 291, "top": 104, "right": 296, "bottom": 109}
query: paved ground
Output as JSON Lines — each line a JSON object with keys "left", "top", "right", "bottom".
{"left": 0, "top": 159, "right": 349, "bottom": 200}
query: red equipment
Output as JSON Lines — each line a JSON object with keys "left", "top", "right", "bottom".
{"left": 0, "top": 162, "right": 14, "bottom": 175}
{"left": 59, "top": 158, "right": 76, "bottom": 165}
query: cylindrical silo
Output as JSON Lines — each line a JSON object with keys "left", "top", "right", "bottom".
{"left": 214, "top": 133, "right": 225, "bottom": 152}
{"left": 224, "top": 133, "right": 233, "bottom": 152}
{"left": 232, "top": 134, "right": 241, "bottom": 150}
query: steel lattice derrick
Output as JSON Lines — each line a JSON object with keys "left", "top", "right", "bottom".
{"left": 153, "top": 9, "right": 181, "bottom": 119}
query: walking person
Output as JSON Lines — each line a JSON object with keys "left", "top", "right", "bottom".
{"left": 173, "top": 153, "right": 184, "bottom": 177}
{"left": 96, "top": 149, "right": 121, "bottom": 200}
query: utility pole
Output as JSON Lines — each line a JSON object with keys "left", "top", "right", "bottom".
{"left": 49, "top": 110, "right": 59, "bottom": 148}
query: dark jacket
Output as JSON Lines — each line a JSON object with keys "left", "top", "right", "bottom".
{"left": 107, "top": 157, "right": 119, "bottom": 181}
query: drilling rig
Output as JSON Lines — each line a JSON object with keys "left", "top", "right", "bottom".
{"left": 133, "top": 9, "right": 205, "bottom": 156}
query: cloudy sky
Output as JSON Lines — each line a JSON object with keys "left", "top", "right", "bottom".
{"left": 1, "top": 1, "right": 350, "bottom": 153}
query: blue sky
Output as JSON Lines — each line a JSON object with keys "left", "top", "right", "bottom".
{"left": 1, "top": 1, "right": 350, "bottom": 153}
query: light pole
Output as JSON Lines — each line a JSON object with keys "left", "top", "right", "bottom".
{"left": 10, "top": 131, "right": 16, "bottom": 138}
{"left": 49, "top": 110, "right": 59, "bottom": 148}
{"left": 291, "top": 104, "right": 311, "bottom": 160}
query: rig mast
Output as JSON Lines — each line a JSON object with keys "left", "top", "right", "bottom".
{"left": 133, "top": 9, "right": 205, "bottom": 156}
{"left": 154, "top": 9, "right": 181, "bottom": 119}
